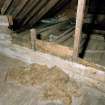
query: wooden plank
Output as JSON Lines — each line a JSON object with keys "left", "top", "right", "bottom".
{"left": 22, "top": 0, "right": 48, "bottom": 26}
{"left": 54, "top": 27, "right": 75, "bottom": 43}
{"left": 24, "top": 0, "right": 59, "bottom": 26}
{"left": 86, "top": 50, "right": 105, "bottom": 54}
{"left": 16, "top": 0, "right": 40, "bottom": 19}
{"left": 0, "top": 0, "right": 6, "bottom": 10}
{"left": 73, "top": 0, "right": 86, "bottom": 61}
{"left": 1, "top": 0, "right": 13, "bottom": 14}
{"left": 29, "top": 0, "right": 60, "bottom": 26}
{"left": 11, "top": 30, "right": 73, "bottom": 58}
{"left": 11, "top": 32, "right": 73, "bottom": 59}
{"left": 11, "top": 0, "right": 29, "bottom": 16}
{"left": 6, "top": 0, "right": 19, "bottom": 15}
{"left": 6, "top": 0, "right": 28, "bottom": 16}
{"left": 36, "top": 40, "right": 73, "bottom": 58}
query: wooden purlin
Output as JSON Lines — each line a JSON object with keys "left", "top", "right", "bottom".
{"left": 73, "top": 0, "right": 86, "bottom": 61}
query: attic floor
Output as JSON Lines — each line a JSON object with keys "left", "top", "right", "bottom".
{"left": 0, "top": 53, "right": 65, "bottom": 105}
{"left": 0, "top": 53, "right": 105, "bottom": 105}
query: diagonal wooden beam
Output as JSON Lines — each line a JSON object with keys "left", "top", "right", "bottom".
{"left": 10, "top": 0, "right": 29, "bottom": 17}
{"left": 1, "top": 0, "right": 13, "bottom": 14}
{"left": 25, "top": 0, "right": 59, "bottom": 26}
{"left": 0, "top": 0, "right": 6, "bottom": 10}
{"left": 22, "top": 0, "right": 48, "bottom": 26}
{"left": 6, "top": 0, "right": 29, "bottom": 17}
{"left": 73, "top": 0, "right": 86, "bottom": 61}
{"left": 16, "top": 0, "right": 40, "bottom": 19}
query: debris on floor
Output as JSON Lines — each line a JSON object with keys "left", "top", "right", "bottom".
{"left": 6, "top": 64, "right": 81, "bottom": 105}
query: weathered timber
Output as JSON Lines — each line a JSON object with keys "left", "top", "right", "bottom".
{"left": 30, "top": 29, "right": 37, "bottom": 50}
{"left": 16, "top": 0, "right": 40, "bottom": 19}
{"left": 6, "top": 0, "right": 20, "bottom": 15}
{"left": 36, "top": 40, "right": 73, "bottom": 59}
{"left": 86, "top": 50, "right": 105, "bottom": 54}
{"left": 12, "top": 31, "right": 73, "bottom": 59}
{"left": 54, "top": 27, "right": 75, "bottom": 43}
{"left": 22, "top": 0, "right": 48, "bottom": 26}
{"left": 73, "top": 0, "right": 86, "bottom": 61}
{"left": 1, "top": 0, "right": 13, "bottom": 14}
{"left": 7, "top": 16, "right": 13, "bottom": 26}
{"left": 0, "top": 0, "right": 65, "bottom": 31}
{"left": 37, "top": 20, "right": 68, "bottom": 34}
{"left": 27, "top": 0, "right": 60, "bottom": 26}
{"left": 0, "top": 0, "right": 6, "bottom": 10}
{"left": 10, "top": 0, "right": 29, "bottom": 17}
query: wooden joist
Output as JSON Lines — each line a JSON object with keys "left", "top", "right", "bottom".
{"left": 73, "top": 0, "right": 86, "bottom": 61}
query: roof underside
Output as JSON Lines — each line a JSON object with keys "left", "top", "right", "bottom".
{"left": 0, "top": 0, "right": 70, "bottom": 31}
{"left": 0, "top": 0, "right": 105, "bottom": 32}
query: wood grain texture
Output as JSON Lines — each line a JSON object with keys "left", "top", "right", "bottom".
{"left": 1, "top": 0, "right": 13, "bottom": 14}
{"left": 0, "top": 0, "right": 6, "bottom": 10}
{"left": 73, "top": 0, "right": 86, "bottom": 61}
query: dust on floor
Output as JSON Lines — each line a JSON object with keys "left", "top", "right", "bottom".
{"left": 6, "top": 64, "right": 81, "bottom": 105}
{"left": 1, "top": 53, "right": 105, "bottom": 105}
{"left": 0, "top": 53, "right": 75, "bottom": 105}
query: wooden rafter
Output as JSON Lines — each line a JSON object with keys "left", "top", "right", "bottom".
{"left": 1, "top": 0, "right": 13, "bottom": 14}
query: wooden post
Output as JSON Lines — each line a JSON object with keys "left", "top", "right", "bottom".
{"left": 30, "top": 29, "right": 37, "bottom": 50}
{"left": 73, "top": 0, "right": 86, "bottom": 61}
